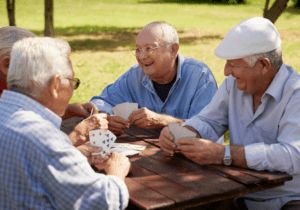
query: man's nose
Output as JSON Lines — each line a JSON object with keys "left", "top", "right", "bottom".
{"left": 224, "top": 62, "right": 232, "bottom": 76}
{"left": 138, "top": 50, "right": 148, "bottom": 59}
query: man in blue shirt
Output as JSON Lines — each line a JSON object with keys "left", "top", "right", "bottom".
{"left": 0, "top": 37, "right": 130, "bottom": 209}
{"left": 90, "top": 21, "right": 218, "bottom": 135}
{"left": 159, "top": 17, "right": 300, "bottom": 209}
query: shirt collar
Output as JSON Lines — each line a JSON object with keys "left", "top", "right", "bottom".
{"left": 0, "top": 90, "right": 62, "bottom": 128}
{"left": 264, "top": 63, "right": 289, "bottom": 103}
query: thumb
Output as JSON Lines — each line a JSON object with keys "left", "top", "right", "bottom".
{"left": 89, "top": 146, "right": 103, "bottom": 154}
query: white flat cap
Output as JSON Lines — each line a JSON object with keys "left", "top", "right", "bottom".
{"left": 215, "top": 17, "right": 281, "bottom": 60}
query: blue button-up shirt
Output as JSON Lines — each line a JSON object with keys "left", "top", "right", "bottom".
{"left": 184, "top": 64, "right": 300, "bottom": 207}
{"left": 0, "top": 90, "right": 129, "bottom": 210}
{"left": 90, "top": 53, "right": 218, "bottom": 121}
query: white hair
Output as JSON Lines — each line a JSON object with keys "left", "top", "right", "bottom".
{"left": 142, "top": 21, "right": 179, "bottom": 45}
{"left": 243, "top": 46, "right": 283, "bottom": 68}
{"left": 0, "top": 26, "right": 36, "bottom": 60}
{"left": 7, "top": 37, "right": 72, "bottom": 97}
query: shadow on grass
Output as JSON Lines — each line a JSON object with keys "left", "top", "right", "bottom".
{"left": 285, "top": 7, "right": 300, "bottom": 14}
{"left": 31, "top": 25, "right": 224, "bottom": 52}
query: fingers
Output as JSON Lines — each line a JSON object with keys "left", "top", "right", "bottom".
{"left": 128, "top": 109, "right": 144, "bottom": 124}
{"left": 176, "top": 138, "right": 197, "bottom": 146}
{"left": 159, "top": 127, "right": 176, "bottom": 155}
{"left": 108, "top": 115, "right": 130, "bottom": 135}
{"left": 87, "top": 114, "right": 109, "bottom": 131}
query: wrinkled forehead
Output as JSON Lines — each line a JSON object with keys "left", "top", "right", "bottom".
{"left": 136, "top": 26, "right": 164, "bottom": 46}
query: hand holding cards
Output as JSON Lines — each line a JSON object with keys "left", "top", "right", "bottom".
{"left": 89, "top": 129, "right": 117, "bottom": 157}
{"left": 112, "top": 102, "right": 138, "bottom": 121}
{"left": 168, "top": 123, "right": 197, "bottom": 145}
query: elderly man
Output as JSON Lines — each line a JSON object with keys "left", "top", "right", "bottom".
{"left": 90, "top": 21, "right": 218, "bottom": 135}
{"left": 159, "top": 17, "right": 300, "bottom": 210}
{"left": 0, "top": 26, "right": 106, "bottom": 165}
{"left": 0, "top": 37, "right": 131, "bottom": 209}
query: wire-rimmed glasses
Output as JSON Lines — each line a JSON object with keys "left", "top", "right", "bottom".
{"left": 66, "top": 78, "right": 81, "bottom": 90}
{"left": 131, "top": 43, "right": 170, "bottom": 57}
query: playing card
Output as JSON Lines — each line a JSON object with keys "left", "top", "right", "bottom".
{"left": 112, "top": 143, "right": 146, "bottom": 151}
{"left": 168, "top": 123, "right": 197, "bottom": 145}
{"left": 89, "top": 129, "right": 117, "bottom": 157}
{"left": 112, "top": 102, "right": 138, "bottom": 121}
{"left": 89, "top": 129, "right": 105, "bottom": 147}
{"left": 110, "top": 147, "right": 140, "bottom": 157}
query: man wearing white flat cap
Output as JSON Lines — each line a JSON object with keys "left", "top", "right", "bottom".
{"left": 159, "top": 17, "right": 300, "bottom": 209}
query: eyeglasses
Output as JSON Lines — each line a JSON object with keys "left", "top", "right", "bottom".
{"left": 66, "top": 78, "right": 80, "bottom": 90}
{"left": 131, "top": 43, "right": 170, "bottom": 57}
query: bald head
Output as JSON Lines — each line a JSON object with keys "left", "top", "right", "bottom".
{"left": 0, "top": 26, "right": 36, "bottom": 60}
{"left": 139, "top": 22, "right": 179, "bottom": 45}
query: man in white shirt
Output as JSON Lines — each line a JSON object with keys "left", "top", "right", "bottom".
{"left": 159, "top": 17, "right": 300, "bottom": 210}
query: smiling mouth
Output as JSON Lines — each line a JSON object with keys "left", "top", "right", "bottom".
{"left": 145, "top": 62, "right": 154, "bottom": 67}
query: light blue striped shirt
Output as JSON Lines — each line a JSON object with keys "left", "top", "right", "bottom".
{"left": 0, "top": 90, "right": 129, "bottom": 210}
{"left": 185, "top": 64, "right": 300, "bottom": 209}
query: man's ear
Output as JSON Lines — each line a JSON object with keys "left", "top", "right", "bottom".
{"left": 48, "top": 74, "right": 61, "bottom": 99}
{"left": 171, "top": 43, "right": 179, "bottom": 58}
{"left": 0, "top": 56, "right": 10, "bottom": 77}
{"left": 258, "top": 58, "right": 271, "bottom": 76}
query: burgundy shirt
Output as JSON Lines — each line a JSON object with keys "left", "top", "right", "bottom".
{"left": 0, "top": 79, "right": 7, "bottom": 97}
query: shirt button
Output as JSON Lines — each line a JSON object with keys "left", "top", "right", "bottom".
{"left": 250, "top": 123, "right": 254, "bottom": 126}
{"left": 162, "top": 109, "right": 165, "bottom": 112}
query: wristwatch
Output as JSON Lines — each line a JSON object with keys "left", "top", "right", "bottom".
{"left": 223, "top": 145, "right": 232, "bottom": 166}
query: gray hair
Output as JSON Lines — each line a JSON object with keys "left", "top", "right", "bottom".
{"left": 0, "top": 26, "right": 36, "bottom": 60}
{"left": 7, "top": 37, "right": 72, "bottom": 97}
{"left": 142, "top": 21, "right": 179, "bottom": 45}
{"left": 243, "top": 47, "right": 283, "bottom": 68}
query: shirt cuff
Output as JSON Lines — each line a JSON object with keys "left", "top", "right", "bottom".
{"left": 106, "top": 175, "right": 129, "bottom": 209}
{"left": 244, "top": 142, "right": 266, "bottom": 170}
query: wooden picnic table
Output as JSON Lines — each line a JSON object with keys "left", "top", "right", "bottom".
{"left": 93, "top": 125, "right": 293, "bottom": 210}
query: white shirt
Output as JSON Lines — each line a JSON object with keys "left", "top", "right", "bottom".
{"left": 184, "top": 64, "right": 300, "bottom": 209}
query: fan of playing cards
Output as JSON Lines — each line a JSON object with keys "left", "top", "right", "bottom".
{"left": 89, "top": 129, "right": 117, "bottom": 157}
{"left": 112, "top": 102, "right": 138, "bottom": 121}
{"left": 89, "top": 129, "right": 146, "bottom": 157}
{"left": 168, "top": 123, "right": 197, "bottom": 145}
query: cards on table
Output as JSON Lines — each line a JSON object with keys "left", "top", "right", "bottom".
{"left": 89, "top": 129, "right": 117, "bottom": 157}
{"left": 110, "top": 147, "right": 140, "bottom": 157}
{"left": 112, "top": 102, "right": 138, "bottom": 121}
{"left": 168, "top": 123, "right": 197, "bottom": 145}
{"left": 112, "top": 143, "right": 146, "bottom": 151}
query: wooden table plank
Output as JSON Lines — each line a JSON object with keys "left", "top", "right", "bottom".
{"left": 205, "top": 165, "right": 293, "bottom": 184}
{"left": 205, "top": 165, "right": 264, "bottom": 185}
{"left": 129, "top": 163, "right": 200, "bottom": 204}
{"left": 125, "top": 178, "right": 175, "bottom": 210}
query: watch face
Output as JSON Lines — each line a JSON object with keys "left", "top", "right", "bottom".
{"left": 223, "top": 157, "right": 232, "bottom": 166}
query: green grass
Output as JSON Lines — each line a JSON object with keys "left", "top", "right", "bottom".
{"left": 0, "top": 0, "right": 299, "bottom": 105}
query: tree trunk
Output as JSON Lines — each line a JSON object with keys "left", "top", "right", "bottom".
{"left": 263, "top": 0, "right": 289, "bottom": 24}
{"left": 6, "top": 0, "right": 16, "bottom": 26}
{"left": 44, "top": 0, "right": 54, "bottom": 37}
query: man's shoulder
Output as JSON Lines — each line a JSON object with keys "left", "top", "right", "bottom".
{"left": 285, "top": 65, "right": 300, "bottom": 90}
{"left": 120, "top": 63, "right": 144, "bottom": 80}
{"left": 3, "top": 110, "right": 69, "bottom": 149}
